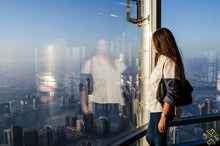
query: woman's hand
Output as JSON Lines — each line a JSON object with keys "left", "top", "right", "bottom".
{"left": 80, "top": 90, "right": 89, "bottom": 115}
{"left": 158, "top": 102, "right": 171, "bottom": 134}
{"left": 158, "top": 115, "right": 167, "bottom": 134}
{"left": 81, "top": 102, "right": 89, "bottom": 115}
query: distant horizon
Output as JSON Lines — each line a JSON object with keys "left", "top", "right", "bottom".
{"left": 0, "top": 0, "right": 219, "bottom": 60}
{"left": 0, "top": 0, "right": 220, "bottom": 103}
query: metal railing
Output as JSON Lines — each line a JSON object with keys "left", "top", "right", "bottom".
{"left": 110, "top": 114, "right": 220, "bottom": 146}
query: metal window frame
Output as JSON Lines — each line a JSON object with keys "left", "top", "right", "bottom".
{"left": 110, "top": 0, "right": 220, "bottom": 145}
{"left": 110, "top": 0, "right": 161, "bottom": 144}
{"left": 110, "top": 114, "right": 220, "bottom": 146}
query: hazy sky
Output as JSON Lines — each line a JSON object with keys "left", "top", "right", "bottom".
{"left": 162, "top": 0, "right": 220, "bottom": 57}
{"left": 0, "top": 0, "right": 219, "bottom": 63}
{"left": 0, "top": 0, "right": 131, "bottom": 68}
{"left": 0, "top": 0, "right": 128, "bottom": 50}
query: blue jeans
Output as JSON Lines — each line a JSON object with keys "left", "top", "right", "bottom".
{"left": 146, "top": 112, "right": 167, "bottom": 146}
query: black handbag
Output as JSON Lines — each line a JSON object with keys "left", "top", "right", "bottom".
{"left": 80, "top": 59, "right": 94, "bottom": 94}
{"left": 175, "top": 80, "right": 193, "bottom": 106}
{"left": 156, "top": 78, "right": 167, "bottom": 105}
{"left": 156, "top": 61, "right": 193, "bottom": 106}
{"left": 87, "top": 59, "right": 94, "bottom": 94}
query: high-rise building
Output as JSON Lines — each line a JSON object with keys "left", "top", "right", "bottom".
{"left": 201, "top": 49, "right": 217, "bottom": 82}
{"left": 204, "top": 99, "right": 212, "bottom": 115}
{"left": 83, "top": 113, "right": 93, "bottom": 135}
{"left": 9, "top": 100, "right": 16, "bottom": 114}
{"left": 60, "top": 96, "right": 65, "bottom": 106}
{"left": 199, "top": 99, "right": 213, "bottom": 130}
{"left": 10, "top": 125, "right": 23, "bottom": 146}
{"left": 44, "top": 126, "right": 53, "bottom": 146}
{"left": 216, "top": 59, "right": 220, "bottom": 109}
{"left": 24, "top": 130, "right": 38, "bottom": 146}
{"left": 65, "top": 116, "right": 70, "bottom": 128}
{"left": 56, "top": 126, "right": 67, "bottom": 146}
{"left": 198, "top": 104, "right": 204, "bottom": 115}
{"left": 24, "top": 95, "right": 29, "bottom": 105}
{"left": 3, "top": 128, "right": 11, "bottom": 145}
{"left": 69, "top": 116, "right": 77, "bottom": 127}
{"left": 33, "top": 98, "right": 37, "bottom": 110}
{"left": 198, "top": 104, "right": 205, "bottom": 129}
{"left": 168, "top": 126, "right": 180, "bottom": 144}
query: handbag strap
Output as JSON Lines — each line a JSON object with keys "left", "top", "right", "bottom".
{"left": 162, "top": 59, "right": 168, "bottom": 79}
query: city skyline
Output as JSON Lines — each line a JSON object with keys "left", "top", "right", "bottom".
{"left": 0, "top": 0, "right": 220, "bottom": 114}
{"left": 0, "top": 1, "right": 220, "bottom": 145}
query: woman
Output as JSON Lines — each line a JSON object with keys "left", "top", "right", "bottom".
{"left": 146, "top": 28, "right": 184, "bottom": 146}
{"left": 80, "top": 39, "right": 126, "bottom": 135}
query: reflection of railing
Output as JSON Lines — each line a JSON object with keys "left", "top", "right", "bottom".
{"left": 109, "top": 124, "right": 148, "bottom": 146}
{"left": 110, "top": 114, "right": 220, "bottom": 146}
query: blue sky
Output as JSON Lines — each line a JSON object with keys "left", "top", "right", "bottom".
{"left": 162, "top": 0, "right": 220, "bottom": 57}
{"left": 0, "top": 0, "right": 131, "bottom": 67}
{"left": 0, "top": 0, "right": 129, "bottom": 52}
{"left": 0, "top": 0, "right": 219, "bottom": 62}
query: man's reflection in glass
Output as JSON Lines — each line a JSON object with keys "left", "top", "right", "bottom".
{"left": 80, "top": 39, "right": 126, "bottom": 136}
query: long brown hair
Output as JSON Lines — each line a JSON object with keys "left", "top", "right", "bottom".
{"left": 152, "top": 28, "right": 186, "bottom": 82}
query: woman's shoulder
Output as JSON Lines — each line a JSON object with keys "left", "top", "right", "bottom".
{"left": 159, "top": 55, "right": 175, "bottom": 66}
{"left": 162, "top": 56, "right": 180, "bottom": 79}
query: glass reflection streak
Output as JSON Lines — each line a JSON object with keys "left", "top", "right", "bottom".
{"left": 36, "top": 44, "right": 70, "bottom": 104}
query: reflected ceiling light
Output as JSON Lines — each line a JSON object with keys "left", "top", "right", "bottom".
{"left": 47, "top": 45, "right": 53, "bottom": 53}
{"left": 39, "top": 75, "right": 57, "bottom": 88}
{"left": 43, "top": 75, "right": 56, "bottom": 82}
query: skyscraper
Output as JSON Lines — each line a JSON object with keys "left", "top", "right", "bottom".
{"left": 4, "top": 128, "right": 11, "bottom": 145}
{"left": 168, "top": 126, "right": 180, "bottom": 144}
{"left": 201, "top": 49, "right": 217, "bottom": 82}
{"left": 10, "top": 125, "right": 23, "bottom": 146}
{"left": 56, "top": 126, "right": 67, "bottom": 146}
{"left": 204, "top": 99, "right": 213, "bottom": 129}
{"left": 198, "top": 99, "right": 213, "bottom": 130}
{"left": 198, "top": 104, "right": 205, "bottom": 129}
{"left": 33, "top": 98, "right": 37, "bottom": 110}
{"left": 9, "top": 100, "right": 16, "bottom": 114}
{"left": 205, "top": 99, "right": 212, "bottom": 115}
{"left": 44, "top": 126, "right": 54, "bottom": 146}
{"left": 24, "top": 130, "right": 38, "bottom": 146}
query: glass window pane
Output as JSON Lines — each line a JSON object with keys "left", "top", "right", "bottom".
{"left": 162, "top": 0, "right": 220, "bottom": 145}
{"left": 0, "top": 0, "right": 142, "bottom": 145}
{"left": 168, "top": 122, "right": 220, "bottom": 145}
{"left": 162, "top": 0, "right": 220, "bottom": 118}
